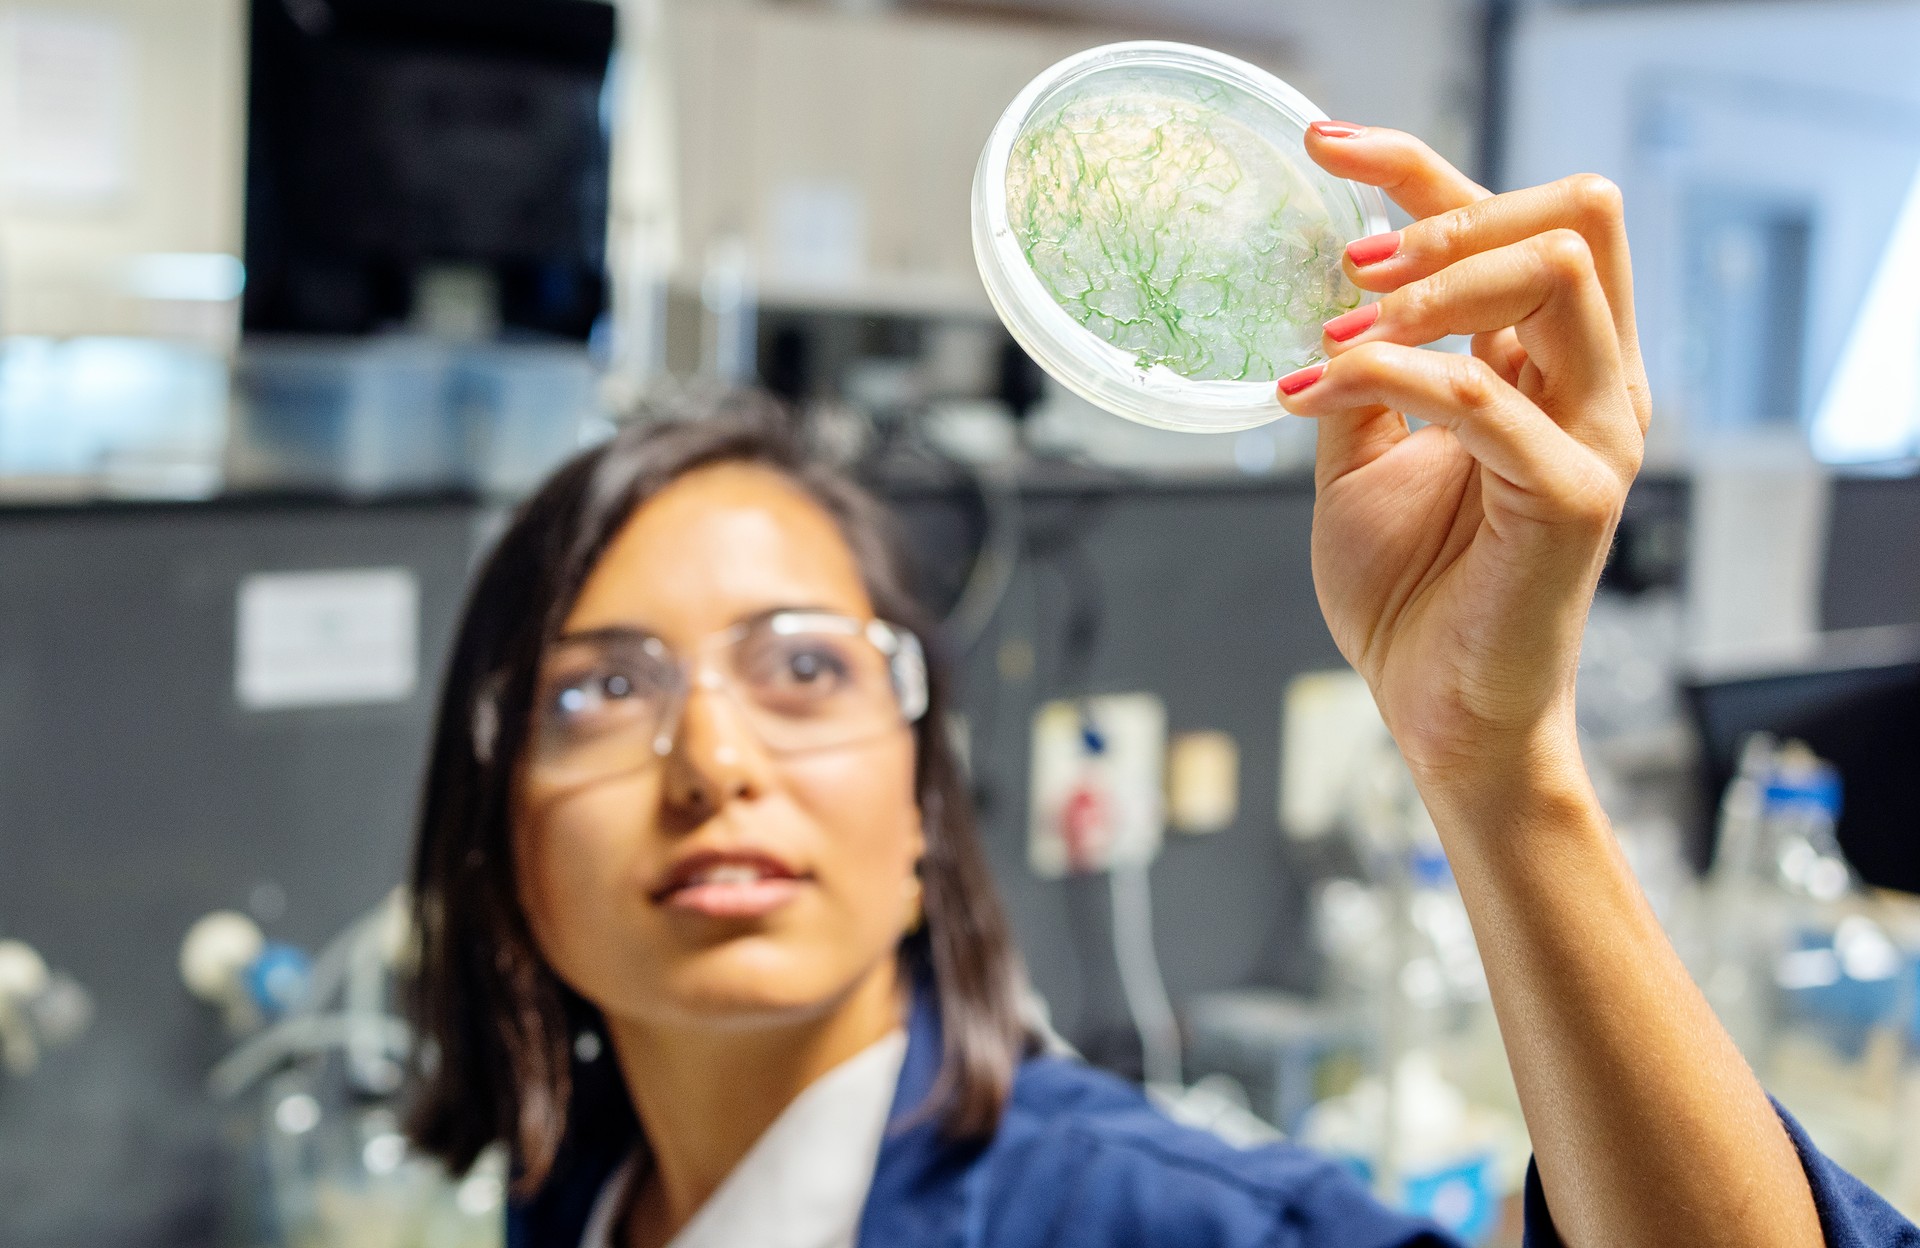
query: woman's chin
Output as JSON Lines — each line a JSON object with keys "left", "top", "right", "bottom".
{"left": 647, "top": 942, "right": 872, "bottom": 1029}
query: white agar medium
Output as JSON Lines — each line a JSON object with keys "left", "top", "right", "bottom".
{"left": 973, "top": 42, "right": 1390, "bottom": 433}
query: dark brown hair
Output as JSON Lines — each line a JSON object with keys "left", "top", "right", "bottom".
{"left": 405, "top": 394, "right": 1032, "bottom": 1194}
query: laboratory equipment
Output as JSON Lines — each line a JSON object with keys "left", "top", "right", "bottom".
{"left": 1273, "top": 698, "right": 1528, "bottom": 1244}
{"left": 1026, "top": 694, "right": 1182, "bottom": 1091}
{"left": 244, "top": 0, "right": 617, "bottom": 340}
{"left": 0, "top": 336, "right": 228, "bottom": 498}
{"left": 228, "top": 339, "right": 603, "bottom": 497}
{"left": 183, "top": 894, "right": 502, "bottom": 1247}
{"left": 1702, "top": 736, "right": 1919, "bottom": 1214}
{"left": 0, "top": 936, "right": 92, "bottom": 1077}
{"left": 972, "top": 42, "right": 1388, "bottom": 434}
{"left": 227, "top": 340, "right": 464, "bottom": 495}
{"left": 181, "top": 909, "right": 314, "bottom": 1034}
{"left": 0, "top": 495, "right": 480, "bottom": 1241}
{"left": 1685, "top": 636, "right": 1920, "bottom": 889}
{"left": 1026, "top": 693, "right": 1166, "bottom": 878}
{"left": 1184, "top": 989, "right": 1369, "bottom": 1138}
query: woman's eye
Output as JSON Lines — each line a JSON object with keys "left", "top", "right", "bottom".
{"left": 786, "top": 649, "right": 841, "bottom": 684}
{"left": 741, "top": 638, "right": 858, "bottom": 710}
{"left": 553, "top": 670, "right": 644, "bottom": 720}
{"left": 781, "top": 646, "right": 849, "bottom": 687}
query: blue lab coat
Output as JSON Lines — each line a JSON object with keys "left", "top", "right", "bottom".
{"left": 509, "top": 980, "right": 1920, "bottom": 1247}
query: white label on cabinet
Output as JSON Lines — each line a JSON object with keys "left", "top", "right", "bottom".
{"left": 236, "top": 569, "right": 419, "bottom": 710}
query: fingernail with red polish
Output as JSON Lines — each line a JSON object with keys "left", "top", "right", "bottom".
{"left": 1278, "top": 365, "right": 1325, "bottom": 397}
{"left": 1346, "top": 231, "right": 1403, "bottom": 267}
{"left": 1323, "top": 303, "right": 1381, "bottom": 343}
{"left": 1310, "top": 120, "right": 1366, "bottom": 139}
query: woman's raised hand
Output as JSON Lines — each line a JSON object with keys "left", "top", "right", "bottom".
{"left": 1281, "top": 123, "right": 1651, "bottom": 796}
{"left": 1284, "top": 130, "right": 1835, "bottom": 1248}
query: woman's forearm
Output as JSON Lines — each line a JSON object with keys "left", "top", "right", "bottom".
{"left": 1280, "top": 124, "right": 1826, "bottom": 1246}
{"left": 1419, "top": 752, "right": 1826, "bottom": 1248}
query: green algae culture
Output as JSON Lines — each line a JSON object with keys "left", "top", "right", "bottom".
{"left": 1006, "top": 74, "right": 1364, "bottom": 383}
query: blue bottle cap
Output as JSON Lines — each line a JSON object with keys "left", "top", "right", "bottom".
{"left": 1410, "top": 848, "right": 1453, "bottom": 888}
{"left": 1763, "top": 762, "right": 1843, "bottom": 819}
{"left": 245, "top": 942, "right": 313, "bottom": 1018}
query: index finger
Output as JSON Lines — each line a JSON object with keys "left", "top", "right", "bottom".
{"left": 1309, "top": 124, "right": 1649, "bottom": 435}
{"left": 1344, "top": 177, "right": 1649, "bottom": 433}
{"left": 1304, "top": 122, "right": 1489, "bottom": 219}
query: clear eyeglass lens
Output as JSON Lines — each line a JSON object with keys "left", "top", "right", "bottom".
{"left": 534, "top": 639, "right": 679, "bottom": 780}
{"left": 530, "top": 616, "right": 923, "bottom": 788}
{"left": 729, "top": 623, "right": 901, "bottom": 749}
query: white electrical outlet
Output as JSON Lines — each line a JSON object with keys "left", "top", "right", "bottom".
{"left": 1028, "top": 692, "right": 1166, "bottom": 878}
{"left": 1279, "top": 669, "right": 1389, "bottom": 840}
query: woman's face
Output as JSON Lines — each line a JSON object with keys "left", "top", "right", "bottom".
{"left": 513, "top": 463, "right": 924, "bottom": 1032}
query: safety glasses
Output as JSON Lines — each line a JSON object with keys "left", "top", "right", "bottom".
{"left": 523, "top": 610, "right": 928, "bottom": 791}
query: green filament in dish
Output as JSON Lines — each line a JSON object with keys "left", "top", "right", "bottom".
{"left": 1007, "top": 79, "right": 1363, "bottom": 383}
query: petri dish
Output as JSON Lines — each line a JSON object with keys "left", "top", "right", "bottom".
{"left": 973, "top": 42, "right": 1391, "bottom": 433}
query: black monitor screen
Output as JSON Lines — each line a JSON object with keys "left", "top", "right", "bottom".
{"left": 243, "top": 0, "right": 616, "bottom": 339}
{"left": 1686, "top": 650, "right": 1920, "bottom": 893}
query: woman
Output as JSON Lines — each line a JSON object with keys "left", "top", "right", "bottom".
{"left": 405, "top": 127, "right": 1917, "bottom": 1247}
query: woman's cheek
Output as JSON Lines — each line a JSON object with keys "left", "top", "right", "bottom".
{"left": 515, "top": 777, "right": 663, "bottom": 954}
{"left": 784, "top": 739, "right": 922, "bottom": 889}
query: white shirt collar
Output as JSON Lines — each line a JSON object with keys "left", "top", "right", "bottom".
{"left": 579, "top": 1029, "right": 908, "bottom": 1248}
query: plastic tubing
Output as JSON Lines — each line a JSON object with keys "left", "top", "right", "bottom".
{"left": 1108, "top": 861, "right": 1183, "bottom": 1090}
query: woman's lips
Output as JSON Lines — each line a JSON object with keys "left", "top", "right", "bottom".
{"left": 661, "top": 874, "right": 805, "bottom": 919}
{"left": 651, "top": 852, "right": 808, "bottom": 919}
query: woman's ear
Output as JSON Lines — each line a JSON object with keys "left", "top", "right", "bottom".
{"left": 905, "top": 795, "right": 933, "bottom": 935}
{"left": 904, "top": 850, "right": 926, "bottom": 936}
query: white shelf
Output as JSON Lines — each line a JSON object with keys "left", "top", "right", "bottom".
{"left": 673, "top": 270, "right": 995, "bottom": 320}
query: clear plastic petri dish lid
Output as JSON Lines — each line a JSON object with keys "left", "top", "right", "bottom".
{"left": 973, "top": 42, "right": 1391, "bottom": 434}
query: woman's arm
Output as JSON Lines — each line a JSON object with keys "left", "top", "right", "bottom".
{"left": 1281, "top": 124, "right": 1826, "bottom": 1248}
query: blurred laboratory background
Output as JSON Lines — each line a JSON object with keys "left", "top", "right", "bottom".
{"left": 1, "top": 0, "right": 1918, "bottom": 1244}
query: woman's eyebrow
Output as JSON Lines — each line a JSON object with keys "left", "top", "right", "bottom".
{"left": 743, "top": 602, "right": 846, "bottom": 625}
{"left": 554, "top": 604, "right": 849, "bottom": 648}
{"left": 554, "top": 623, "right": 659, "bottom": 646}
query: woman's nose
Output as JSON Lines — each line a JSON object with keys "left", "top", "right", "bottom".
{"left": 661, "top": 681, "right": 768, "bottom": 816}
